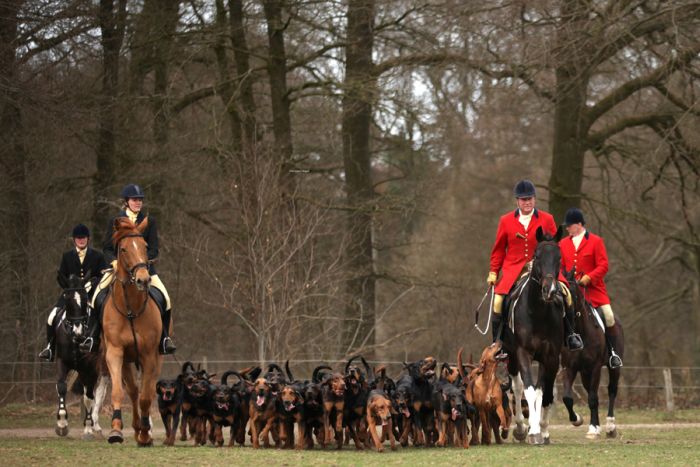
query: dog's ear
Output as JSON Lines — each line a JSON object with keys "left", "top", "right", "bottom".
{"left": 476, "top": 364, "right": 485, "bottom": 375}
{"left": 156, "top": 380, "right": 163, "bottom": 393}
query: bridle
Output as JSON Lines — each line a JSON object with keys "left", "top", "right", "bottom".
{"left": 116, "top": 233, "right": 150, "bottom": 285}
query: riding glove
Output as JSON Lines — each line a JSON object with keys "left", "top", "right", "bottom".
{"left": 578, "top": 274, "right": 591, "bottom": 286}
{"left": 487, "top": 271, "right": 497, "bottom": 286}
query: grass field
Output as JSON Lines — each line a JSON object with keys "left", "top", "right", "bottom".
{"left": 1, "top": 405, "right": 699, "bottom": 466}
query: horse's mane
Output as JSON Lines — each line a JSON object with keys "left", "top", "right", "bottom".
{"left": 112, "top": 217, "right": 144, "bottom": 245}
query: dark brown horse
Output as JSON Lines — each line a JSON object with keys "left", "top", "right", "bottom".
{"left": 561, "top": 268, "right": 624, "bottom": 439}
{"left": 503, "top": 226, "right": 565, "bottom": 445}
{"left": 103, "top": 217, "right": 166, "bottom": 446}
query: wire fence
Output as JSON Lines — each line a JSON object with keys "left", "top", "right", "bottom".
{"left": 1, "top": 359, "right": 699, "bottom": 409}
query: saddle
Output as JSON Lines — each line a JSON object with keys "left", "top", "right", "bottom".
{"left": 92, "top": 285, "right": 167, "bottom": 319}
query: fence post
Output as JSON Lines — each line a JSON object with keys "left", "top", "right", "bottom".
{"left": 662, "top": 367, "right": 674, "bottom": 412}
{"left": 202, "top": 356, "right": 208, "bottom": 372}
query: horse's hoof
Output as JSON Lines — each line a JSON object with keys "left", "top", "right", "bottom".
{"left": 137, "top": 440, "right": 153, "bottom": 448}
{"left": 108, "top": 430, "right": 124, "bottom": 444}
{"left": 606, "top": 428, "right": 618, "bottom": 439}
{"left": 543, "top": 436, "right": 550, "bottom": 445}
{"left": 501, "top": 428, "right": 509, "bottom": 439}
{"left": 585, "top": 432, "right": 600, "bottom": 440}
{"left": 572, "top": 414, "right": 583, "bottom": 427}
{"left": 514, "top": 427, "right": 527, "bottom": 442}
{"left": 55, "top": 426, "right": 69, "bottom": 437}
{"left": 528, "top": 433, "right": 544, "bottom": 445}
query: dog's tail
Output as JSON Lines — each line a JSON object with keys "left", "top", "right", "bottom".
{"left": 457, "top": 347, "right": 467, "bottom": 380}
{"left": 239, "top": 366, "right": 262, "bottom": 381}
{"left": 267, "top": 363, "right": 285, "bottom": 375}
{"left": 360, "top": 356, "right": 371, "bottom": 381}
{"left": 284, "top": 359, "right": 294, "bottom": 382}
{"left": 312, "top": 365, "right": 333, "bottom": 383}
{"left": 221, "top": 370, "right": 244, "bottom": 387}
{"left": 181, "top": 360, "right": 195, "bottom": 375}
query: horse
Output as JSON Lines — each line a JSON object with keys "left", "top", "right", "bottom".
{"left": 561, "top": 268, "right": 624, "bottom": 439}
{"left": 103, "top": 217, "right": 166, "bottom": 446}
{"left": 53, "top": 272, "right": 109, "bottom": 439}
{"left": 502, "top": 226, "right": 565, "bottom": 445}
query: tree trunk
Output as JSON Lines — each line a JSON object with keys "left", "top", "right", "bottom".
{"left": 94, "top": 0, "right": 127, "bottom": 239}
{"left": 547, "top": 0, "right": 591, "bottom": 221}
{"left": 262, "top": 0, "right": 294, "bottom": 189}
{"left": 228, "top": 0, "right": 257, "bottom": 148}
{"left": 341, "top": 0, "right": 376, "bottom": 356}
{"left": 0, "top": 0, "right": 31, "bottom": 386}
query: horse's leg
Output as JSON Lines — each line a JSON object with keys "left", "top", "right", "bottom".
{"left": 562, "top": 366, "right": 583, "bottom": 426}
{"left": 136, "top": 353, "right": 161, "bottom": 446}
{"left": 81, "top": 373, "right": 97, "bottom": 439}
{"left": 511, "top": 372, "right": 527, "bottom": 442}
{"left": 606, "top": 367, "right": 621, "bottom": 438}
{"left": 92, "top": 375, "right": 109, "bottom": 434}
{"left": 516, "top": 349, "right": 543, "bottom": 445}
{"left": 581, "top": 370, "right": 601, "bottom": 439}
{"left": 539, "top": 361, "right": 558, "bottom": 444}
{"left": 55, "top": 361, "right": 70, "bottom": 437}
{"left": 105, "top": 346, "right": 125, "bottom": 443}
{"left": 121, "top": 363, "right": 142, "bottom": 443}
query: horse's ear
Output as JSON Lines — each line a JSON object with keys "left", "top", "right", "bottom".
{"left": 137, "top": 216, "right": 149, "bottom": 234}
{"left": 554, "top": 224, "right": 564, "bottom": 243}
{"left": 535, "top": 226, "right": 544, "bottom": 242}
{"left": 57, "top": 270, "right": 68, "bottom": 289}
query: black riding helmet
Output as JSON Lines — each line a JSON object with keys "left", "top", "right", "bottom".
{"left": 121, "top": 183, "right": 145, "bottom": 200}
{"left": 513, "top": 179, "right": 536, "bottom": 198}
{"left": 564, "top": 208, "right": 585, "bottom": 226}
{"left": 72, "top": 223, "right": 90, "bottom": 238}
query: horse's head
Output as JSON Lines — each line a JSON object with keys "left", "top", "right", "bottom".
{"left": 57, "top": 272, "right": 89, "bottom": 340}
{"left": 113, "top": 217, "right": 151, "bottom": 291}
{"left": 533, "top": 225, "right": 564, "bottom": 303}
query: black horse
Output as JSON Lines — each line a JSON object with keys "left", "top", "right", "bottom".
{"left": 54, "top": 273, "right": 108, "bottom": 438}
{"left": 561, "top": 268, "right": 624, "bottom": 439}
{"left": 503, "top": 226, "right": 565, "bottom": 445}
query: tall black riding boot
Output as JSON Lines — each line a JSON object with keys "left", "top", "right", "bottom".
{"left": 160, "top": 309, "right": 176, "bottom": 355}
{"left": 79, "top": 309, "right": 101, "bottom": 354}
{"left": 491, "top": 314, "right": 503, "bottom": 343}
{"left": 38, "top": 323, "right": 56, "bottom": 362}
{"left": 563, "top": 306, "right": 584, "bottom": 351}
{"left": 605, "top": 329, "right": 623, "bottom": 369}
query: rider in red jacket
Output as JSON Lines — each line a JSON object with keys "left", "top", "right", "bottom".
{"left": 487, "top": 180, "right": 583, "bottom": 350}
{"left": 560, "top": 208, "right": 622, "bottom": 368}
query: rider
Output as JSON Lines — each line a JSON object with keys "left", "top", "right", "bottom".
{"left": 82, "top": 183, "right": 176, "bottom": 355}
{"left": 487, "top": 179, "right": 583, "bottom": 350}
{"left": 559, "top": 208, "right": 623, "bottom": 369}
{"left": 38, "top": 224, "right": 107, "bottom": 361}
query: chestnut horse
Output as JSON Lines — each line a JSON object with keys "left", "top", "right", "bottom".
{"left": 104, "top": 217, "right": 165, "bottom": 446}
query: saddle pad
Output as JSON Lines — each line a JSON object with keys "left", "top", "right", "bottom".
{"left": 589, "top": 304, "right": 606, "bottom": 332}
{"left": 149, "top": 287, "right": 166, "bottom": 314}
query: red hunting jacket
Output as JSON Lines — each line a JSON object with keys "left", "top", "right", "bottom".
{"left": 559, "top": 231, "right": 610, "bottom": 307}
{"left": 490, "top": 209, "right": 562, "bottom": 295}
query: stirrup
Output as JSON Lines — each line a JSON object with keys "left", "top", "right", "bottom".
{"left": 79, "top": 337, "right": 95, "bottom": 354}
{"left": 38, "top": 346, "right": 53, "bottom": 362}
{"left": 566, "top": 333, "right": 584, "bottom": 351}
{"left": 608, "top": 352, "right": 623, "bottom": 369}
{"left": 160, "top": 337, "right": 176, "bottom": 355}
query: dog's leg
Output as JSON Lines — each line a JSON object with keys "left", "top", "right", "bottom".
{"left": 260, "top": 417, "right": 275, "bottom": 448}
{"left": 479, "top": 407, "right": 491, "bottom": 445}
{"left": 368, "top": 417, "right": 383, "bottom": 452}
{"left": 250, "top": 415, "right": 261, "bottom": 449}
{"left": 160, "top": 411, "right": 171, "bottom": 445}
{"left": 296, "top": 418, "right": 306, "bottom": 450}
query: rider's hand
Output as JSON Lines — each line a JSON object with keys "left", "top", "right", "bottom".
{"left": 487, "top": 271, "right": 497, "bottom": 286}
{"left": 578, "top": 274, "right": 591, "bottom": 286}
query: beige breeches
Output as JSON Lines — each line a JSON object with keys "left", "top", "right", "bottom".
{"left": 598, "top": 304, "right": 615, "bottom": 327}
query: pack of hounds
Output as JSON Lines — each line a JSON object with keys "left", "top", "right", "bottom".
{"left": 156, "top": 342, "right": 514, "bottom": 451}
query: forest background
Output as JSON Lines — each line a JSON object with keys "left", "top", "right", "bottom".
{"left": 1, "top": 0, "right": 699, "bottom": 400}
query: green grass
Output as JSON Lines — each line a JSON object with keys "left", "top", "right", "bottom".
{"left": 0, "top": 427, "right": 699, "bottom": 466}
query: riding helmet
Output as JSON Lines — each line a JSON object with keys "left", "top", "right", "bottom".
{"left": 72, "top": 223, "right": 90, "bottom": 238}
{"left": 564, "top": 208, "right": 585, "bottom": 226}
{"left": 513, "top": 179, "right": 536, "bottom": 198}
{"left": 121, "top": 183, "right": 145, "bottom": 200}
